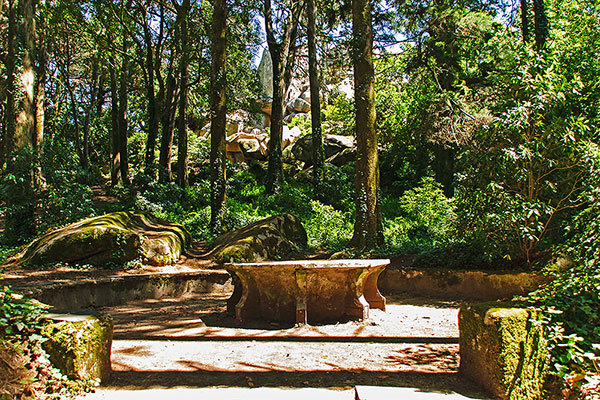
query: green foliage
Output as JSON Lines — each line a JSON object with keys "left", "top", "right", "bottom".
{"left": 305, "top": 200, "right": 353, "bottom": 249}
{"left": 38, "top": 183, "right": 95, "bottom": 233}
{"left": 0, "top": 287, "right": 47, "bottom": 339}
{"left": 383, "top": 178, "right": 457, "bottom": 251}
{"left": 1, "top": 150, "right": 37, "bottom": 244}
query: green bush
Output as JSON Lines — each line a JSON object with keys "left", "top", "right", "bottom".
{"left": 305, "top": 200, "right": 353, "bottom": 250}
{"left": 383, "top": 177, "right": 457, "bottom": 251}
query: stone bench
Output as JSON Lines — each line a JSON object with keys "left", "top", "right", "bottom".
{"left": 225, "top": 259, "right": 389, "bottom": 324}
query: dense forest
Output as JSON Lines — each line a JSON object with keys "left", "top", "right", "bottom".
{"left": 1, "top": 0, "right": 600, "bottom": 397}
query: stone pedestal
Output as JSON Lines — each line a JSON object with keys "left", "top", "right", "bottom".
{"left": 42, "top": 312, "right": 113, "bottom": 382}
{"left": 459, "top": 303, "right": 549, "bottom": 400}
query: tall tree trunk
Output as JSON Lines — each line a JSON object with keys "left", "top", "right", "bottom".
{"left": 118, "top": 40, "right": 130, "bottom": 186}
{"left": 350, "top": 0, "right": 383, "bottom": 249}
{"left": 82, "top": 58, "right": 99, "bottom": 173}
{"left": 158, "top": 71, "right": 176, "bottom": 183}
{"left": 264, "top": 0, "right": 302, "bottom": 194}
{"left": 307, "top": 0, "right": 323, "bottom": 195}
{"left": 520, "top": 0, "right": 529, "bottom": 43}
{"left": 5, "top": 0, "right": 37, "bottom": 243}
{"left": 1, "top": 0, "right": 18, "bottom": 170}
{"left": 143, "top": 13, "right": 159, "bottom": 178}
{"left": 176, "top": 0, "right": 190, "bottom": 189}
{"left": 533, "top": 0, "right": 548, "bottom": 50}
{"left": 434, "top": 144, "right": 454, "bottom": 197}
{"left": 110, "top": 67, "right": 120, "bottom": 186}
{"left": 15, "top": 0, "right": 36, "bottom": 150}
{"left": 209, "top": 0, "right": 228, "bottom": 233}
{"left": 33, "top": 14, "right": 47, "bottom": 187}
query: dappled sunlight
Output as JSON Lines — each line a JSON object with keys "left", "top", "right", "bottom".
{"left": 104, "top": 292, "right": 460, "bottom": 341}
{"left": 111, "top": 339, "right": 459, "bottom": 375}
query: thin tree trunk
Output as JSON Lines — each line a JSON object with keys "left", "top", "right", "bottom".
{"left": 307, "top": 0, "right": 323, "bottom": 194}
{"left": 110, "top": 67, "right": 120, "bottom": 186}
{"left": 434, "top": 144, "right": 454, "bottom": 197}
{"left": 176, "top": 0, "right": 190, "bottom": 189}
{"left": 118, "top": 40, "right": 130, "bottom": 186}
{"left": 143, "top": 12, "right": 159, "bottom": 178}
{"left": 210, "top": 0, "right": 228, "bottom": 233}
{"left": 82, "top": 59, "right": 99, "bottom": 173}
{"left": 33, "top": 14, "right": 47, "bottom": 187}
{"left": 1, "top": 0, "right": 18, "bottom": 169}
{"left": 520, "top": 0, "right": 529, "bottom": 43}
{"left": 158, "top": 71, "right": 176, "bottom": 182}
{"left": 264, "top": 0, "right": 302, "bottom": 194}
{"left": 350, "top": 0, "right": 383, "bottom": 249}
{"left": 533, "top": 0, "right": 548, "bottom": 50}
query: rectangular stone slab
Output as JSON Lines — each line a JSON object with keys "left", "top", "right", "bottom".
{"left": 225, "top": 259, "right": 389, "bottom": 324}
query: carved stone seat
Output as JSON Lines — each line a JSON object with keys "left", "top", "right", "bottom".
{"left": 225, "top": 259, "right": 389, "bottom": 324}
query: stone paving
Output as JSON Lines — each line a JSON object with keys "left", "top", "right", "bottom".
{"left": 78, "top": 293, "right": 490, "bottom": 399}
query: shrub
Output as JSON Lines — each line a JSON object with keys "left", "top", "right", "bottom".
{"left": 383, "top": 177, "right": 457, "bottom": 251}
{"left": 305, "top": 200, "right": 353, "bottom": 250}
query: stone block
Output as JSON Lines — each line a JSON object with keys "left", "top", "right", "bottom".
{"left": 42, "top": 312, "right": 113, "bottom": 382}
{"left": 459, "top": 303, "right": 549, "bottom": 400}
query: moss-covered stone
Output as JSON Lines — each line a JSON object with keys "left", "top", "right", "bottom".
{"left": 20, "top": 211, "right": 191, "bottom": 267}
{"left": 208, "top": 213, "right": 307, "bottom": 263}
{"left": 459, "top": 303, "right": 549, "bottom": 400}
{"left": 41, "top": 312, "right": 113, "bottom": 382}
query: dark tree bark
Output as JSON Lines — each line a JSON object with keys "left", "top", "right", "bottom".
{"left": 110, "top": 67, "right": 121, "bottom": 186}
{"left": 350, "top": 0, "right": 383, "bottom": 249}
{"left": 264, "top": 0, "right": 302, "bottom": 194}
{"left": 158, "top": 70, "right": 176, "bottom": 183}
{"left": 118, "top": 40, "right": 130, "bottom": 186}
{"left": 434, "top": 144, "right": 454, "bottom": 198}
{"left": 33, "top": 10, "right": 47, "bottom": 187}
{"left": 175, "top": 0, "right": 190, "bottom": 189}
{"left": 1, "top": 0, "right": 18, "bottom": 170}
{"left": 82, "top": 59, "right": 100, "bottom": 173}
{"left": 5, "top": 0, "right": 37, "bottom": 242}
{"left": 142, "top": 7, "right": 159, "bottom": 178}
{"left": 209, "top": 0, "right": 228, "bottom": 233}
{"left": 533, "top": 0, "right": 548, "bottom": 50}
{"left": 306, "top": 0, "right": 323, "bottom": 195}
{"left": 520, "top": 0, "right": 529, "bottom": 43}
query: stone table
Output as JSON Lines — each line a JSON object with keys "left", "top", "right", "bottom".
{"left": 225, "top": 259, "right": 389, "bottom": 324}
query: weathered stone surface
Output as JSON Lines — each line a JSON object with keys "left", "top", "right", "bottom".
{"left": 42, "top": 312, "right": 113, "bottom": 382}
{"left": 287, "top": 98, "right": 311, "bottom": 114}
{"left": 292, "top": 134, "right": 357, "bottom": 165}
{"left": 208, "top": 213, "right": 308, "bottom": 263}
{"left": 21, "top": 211, "right": 191, "bottom": 267}
{"left": 238, "top": 138, "right": 266, "bottom": 160}
{"left": 226, "top": 259, "right": 388, "bottom": 324}
{"left": 459, "top": 303, "right": 550, "bottom": 400}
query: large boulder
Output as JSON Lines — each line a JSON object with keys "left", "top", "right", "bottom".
{"left": 292, "top": 134, "right": 356, "bottom": 165}
{"left": 208, "top": 213, "right": 307, "bottom": 263}
{"left": 20, "top": 211, "right": 191, "bottom": 267}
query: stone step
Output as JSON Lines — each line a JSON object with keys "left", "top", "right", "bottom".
{"left": 354, "top": 386, "right": 490, "bottom": 400}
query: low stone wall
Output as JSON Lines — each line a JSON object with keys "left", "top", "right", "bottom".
{"left": 459, "top": 303, "right": 550, "bottom": 400}
{"left": 379, "top": 269, "right": 551, "bottom": 301}
{"left": 18, "top": 270, "right": 232, "bottom": 310}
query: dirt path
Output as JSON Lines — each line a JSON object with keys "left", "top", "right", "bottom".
{"left": 80, "top": 294, "right": 490, "bottom": 399}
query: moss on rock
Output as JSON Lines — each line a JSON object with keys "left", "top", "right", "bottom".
{"left": 20, "top": 211, "right": 191, "bottom": 267}
{"left": 459, "top": 302, "right": 549, "bottom": 400}
{"left": 41, "top": 312, "right": 113, "bottom": 382}
{"left": 208, "top": 213, "right": 307, "bottom": 263}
